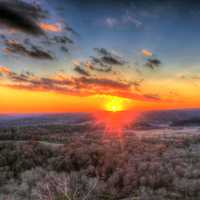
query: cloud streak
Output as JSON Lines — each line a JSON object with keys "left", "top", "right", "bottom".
{"left": 4, "top": 40, "right": 54, "bottom": 60}
{"left": 74, "top": 66, "right": 90, "bottom": 77}
{"left": 94, "top": 48, "right": 126, "bottom": 66}
{"left": 104, "top": 12, "right": 142, "bottom": 28}
{"left": 0, "top": 66, "right": 169, "bottom": 103}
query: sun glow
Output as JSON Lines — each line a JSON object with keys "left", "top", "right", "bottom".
{"left": 93, "top": 111, "right": 140, "bottom": 137}
{"left": 91, "top": 96, "right": 139, "bottom": 136}
{"left": 104, "top": 97, "right": 126, "bottom": 112}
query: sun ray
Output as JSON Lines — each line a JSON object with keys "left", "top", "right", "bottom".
{"left": 92, "top": 96, "right": 139, "bottom": 136}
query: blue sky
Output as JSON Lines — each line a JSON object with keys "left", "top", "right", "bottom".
{"left": 1, "top": 0, "right": 200, "bottom": 75}
{"left": 45, "top": 0, "right": 200, "bottom": 75}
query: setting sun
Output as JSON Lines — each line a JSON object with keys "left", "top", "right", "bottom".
{"left": 105, "top": 98, "right": 125, "bottom": 112}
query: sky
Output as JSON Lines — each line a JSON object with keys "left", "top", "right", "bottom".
{"left": 0, "top": 0, "right": 200, "bottom": 113}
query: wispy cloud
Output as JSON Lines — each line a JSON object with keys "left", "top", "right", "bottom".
{"left": 4, "top": 40, "right": 54, "bottom": 60}
{"left": 143, "top": 93, "right": 161, "bottom": 100}
{"left": 74, "top": 66, "right": 90, "bottom": 77}
{"left": 145, "top": 58, "right": 162, "bottom": 70}
{"left": 104, "top": 12, "right": 142, "bottom": 28}
{"left": 94, "top": 48, "right": 126, "bottom": 66}
{"left": 105, "top": 17, "right": 119, "bottom": 28}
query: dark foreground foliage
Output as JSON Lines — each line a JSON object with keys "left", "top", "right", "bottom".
{"left": 0, "top": 131, "right": 200, "bottom": 200}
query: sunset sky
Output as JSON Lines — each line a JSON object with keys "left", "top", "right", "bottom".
{"left": 0, "top": 0, "right": 200, "bottom": 113}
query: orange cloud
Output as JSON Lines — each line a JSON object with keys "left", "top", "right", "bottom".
{"left": 142, "top": 49, "right": 153, "bottom": 57}
{"left": 0, "top": 67, "right": 185, "bottom": 113}
{"left": 0, "top": 66, "right": 12, "bottom": 75}
{"left": 0, "top": 67, "right": 175, "bottom": 106}
{"left": 39, "top": 22, "right": 62, "bottom": 32}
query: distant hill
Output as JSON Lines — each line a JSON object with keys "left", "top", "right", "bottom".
{"left": 0, "top": 113, "right": 92, "bottom": 128}
{"left": 1, "top": 109, "right": 200, "bottom": 129}
{"left": 171, "top": 118, "right": 200, "bottom": 127}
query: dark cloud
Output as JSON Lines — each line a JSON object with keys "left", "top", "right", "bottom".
{"left": 64, "top": 24, "right": 79, "bottom": 36}
{"left": 90, "top": 64, "right": 112, "bottom": 72}
{"left": 90, "top": 57, "right": 106, "bottom": 67}
{"left": 143, "top": 93, "right": 161, "bottom": 100}
{"left": 52, "top": 36, "right": 74, "bottom": 54}
{"left": 101, "top": 56, "right": 124, "bottom": 65}
{"left": 78, "top": 76, "right": 131, "bottom": 90}
{"left": 94, "top": 48, "right": 112, "bottom": 56}
{"left": 39, "top": 35, "right": 74, "bottom": 54}
{"left": 0, "top": 0, "right": 47, "bottom": 36}
{"left": 89, "top": 57, "right": 112, "bottom": 72}
{"left": 53, "top": 36, "right": 73, "bottom": 44}
{"left": 8, "top": 72, "right": 32, "bottom": 82}
{"left": 145, "top": 58, "right": 161, "bottom": 70}
{"left": 70, "top": 48, "right": 127, "bottom": 79}
{"left": 0, "top": 1, "right": 77, "bottom": 60}
{"left": 74, "top": 48, "right": 127, "bottom": 74}
{"left": 73, "top": 58, "right": 113, "bottom": 75}
{"left": 132, "top": 79, "right": 143, "bottom": 91}
{"left": 74, "top": 66, "right": 90, "bottom": 77}
{"left": 4, "top": 40, "right": 54, "bottom": 60}
{"left": 94, "top": 48, "right": 126, "bottom": 66}
{"left": 29, "top": 77, "right": 72, "bottom": 89}
{"left": 60, "top": 46, "right": 69, "bottom": 53}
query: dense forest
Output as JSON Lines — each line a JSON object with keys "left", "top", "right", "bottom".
{"left": 1, "top": 126, "right": 200, "bottom": 200}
